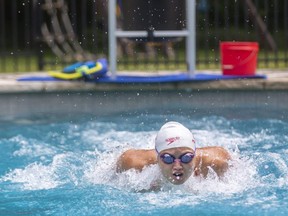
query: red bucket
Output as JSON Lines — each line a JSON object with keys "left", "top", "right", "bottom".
{"left": 220, "top": 42, "right": 259, "bottom": 76}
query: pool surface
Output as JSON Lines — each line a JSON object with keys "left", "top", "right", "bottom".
{"left": 0, "top": 90, "right": 288, "bottom": 215}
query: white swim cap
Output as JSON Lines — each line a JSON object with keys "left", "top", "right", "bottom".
{"left": 155, "top": 121, "right": 196, "bottom": 153}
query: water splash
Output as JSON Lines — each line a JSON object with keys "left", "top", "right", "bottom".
{"left": 1, "top": 116, "right": 288, "bottom": 215}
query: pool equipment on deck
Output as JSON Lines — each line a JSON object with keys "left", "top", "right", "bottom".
{"left": 48, "top": 58, "right": 108, "bottom": 80}
{"left": 220, "top": 42, "right": 259, "bottom": 76}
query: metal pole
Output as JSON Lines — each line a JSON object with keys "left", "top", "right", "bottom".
{"left": 186, "top": 0, "right": 196, "bottom": 77}
{"left": 115, "top": 30, "right": 190, "bottom": 38}
{"left": 109, "top": 0, "right": 195, "bottom": 77}
{"left": 108, "top": 0, "right": 117, "bottom": 78}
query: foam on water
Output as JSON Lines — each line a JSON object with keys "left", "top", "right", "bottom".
{"left": 1, "top": 116, "right": 288, "bottom": 215}
{"left": 1, "top": 121, "right": 254, "bottom": 192}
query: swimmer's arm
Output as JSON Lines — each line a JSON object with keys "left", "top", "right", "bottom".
{"left": 116, "top": 149, "right": 157, "bottom": 172}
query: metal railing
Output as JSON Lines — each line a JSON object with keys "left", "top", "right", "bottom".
{"left": 0, "top": 0, "right": 287, "bottom": 73}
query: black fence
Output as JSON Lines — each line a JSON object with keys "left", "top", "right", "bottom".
{"left": 0, "top": 0, "right": 287, "bottom": 73}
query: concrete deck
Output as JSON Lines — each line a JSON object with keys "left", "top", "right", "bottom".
{"left": 0, "top": 70, "right": 288, "bottom": 93}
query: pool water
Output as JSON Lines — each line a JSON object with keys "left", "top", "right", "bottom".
{"left": 1, "top": 110, "right": 288, "bottom": 215}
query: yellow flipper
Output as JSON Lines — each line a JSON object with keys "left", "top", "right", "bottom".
{"left": 48, "top": 62, "right": 103, "bottom": 80}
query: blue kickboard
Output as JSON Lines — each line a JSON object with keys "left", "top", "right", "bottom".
{"left": 17, "top": 73, "right": 266, "bottom": 83}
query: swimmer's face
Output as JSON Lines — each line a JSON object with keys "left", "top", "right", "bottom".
{"left": 157, "top": 147, "right": 195, "bottom": 185}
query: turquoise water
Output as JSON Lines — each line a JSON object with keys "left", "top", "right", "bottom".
{"left": 1, "top": 110, "right": 288, "bottom": 215}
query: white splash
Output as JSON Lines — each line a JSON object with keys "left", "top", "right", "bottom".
{"left": 1, "top": 161, "right": 61, "bottom": 190}
{"left": 11, "top": 135, "right": 57, "bottom": 158}
{"left": 1, "top": 121, "right": 284, "bottom": 201}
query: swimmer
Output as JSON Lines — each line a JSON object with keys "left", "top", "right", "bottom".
{"left": 116, "top": 121, "right": 231, "bottom": 185}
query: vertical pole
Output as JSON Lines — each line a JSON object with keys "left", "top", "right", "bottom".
{"left": 108, "top": 0, "right": 117, "bottom": 77}
{"left": 186, "top": 0, "right": 196, "bottom": 77}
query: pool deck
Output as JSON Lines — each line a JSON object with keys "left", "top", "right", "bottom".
{"left": 0, "top": 69, "right": 288, "bottom": 93}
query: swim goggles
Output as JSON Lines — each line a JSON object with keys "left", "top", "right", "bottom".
{"left": 160, "top": 152, "right": 195, "bottom": 164}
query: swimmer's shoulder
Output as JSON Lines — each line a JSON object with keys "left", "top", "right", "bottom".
{"left": 196, "top": 146, "right": 231, "bottom": 160}
{"left": 116, "top": 149, "right": 157, "bottom": 172}
{"left": 194, "top": 146, "right": 231, "bottom": 177}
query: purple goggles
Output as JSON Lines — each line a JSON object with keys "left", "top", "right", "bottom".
{"left": 160, "top": 152, "right": 195, "bottom": 164}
